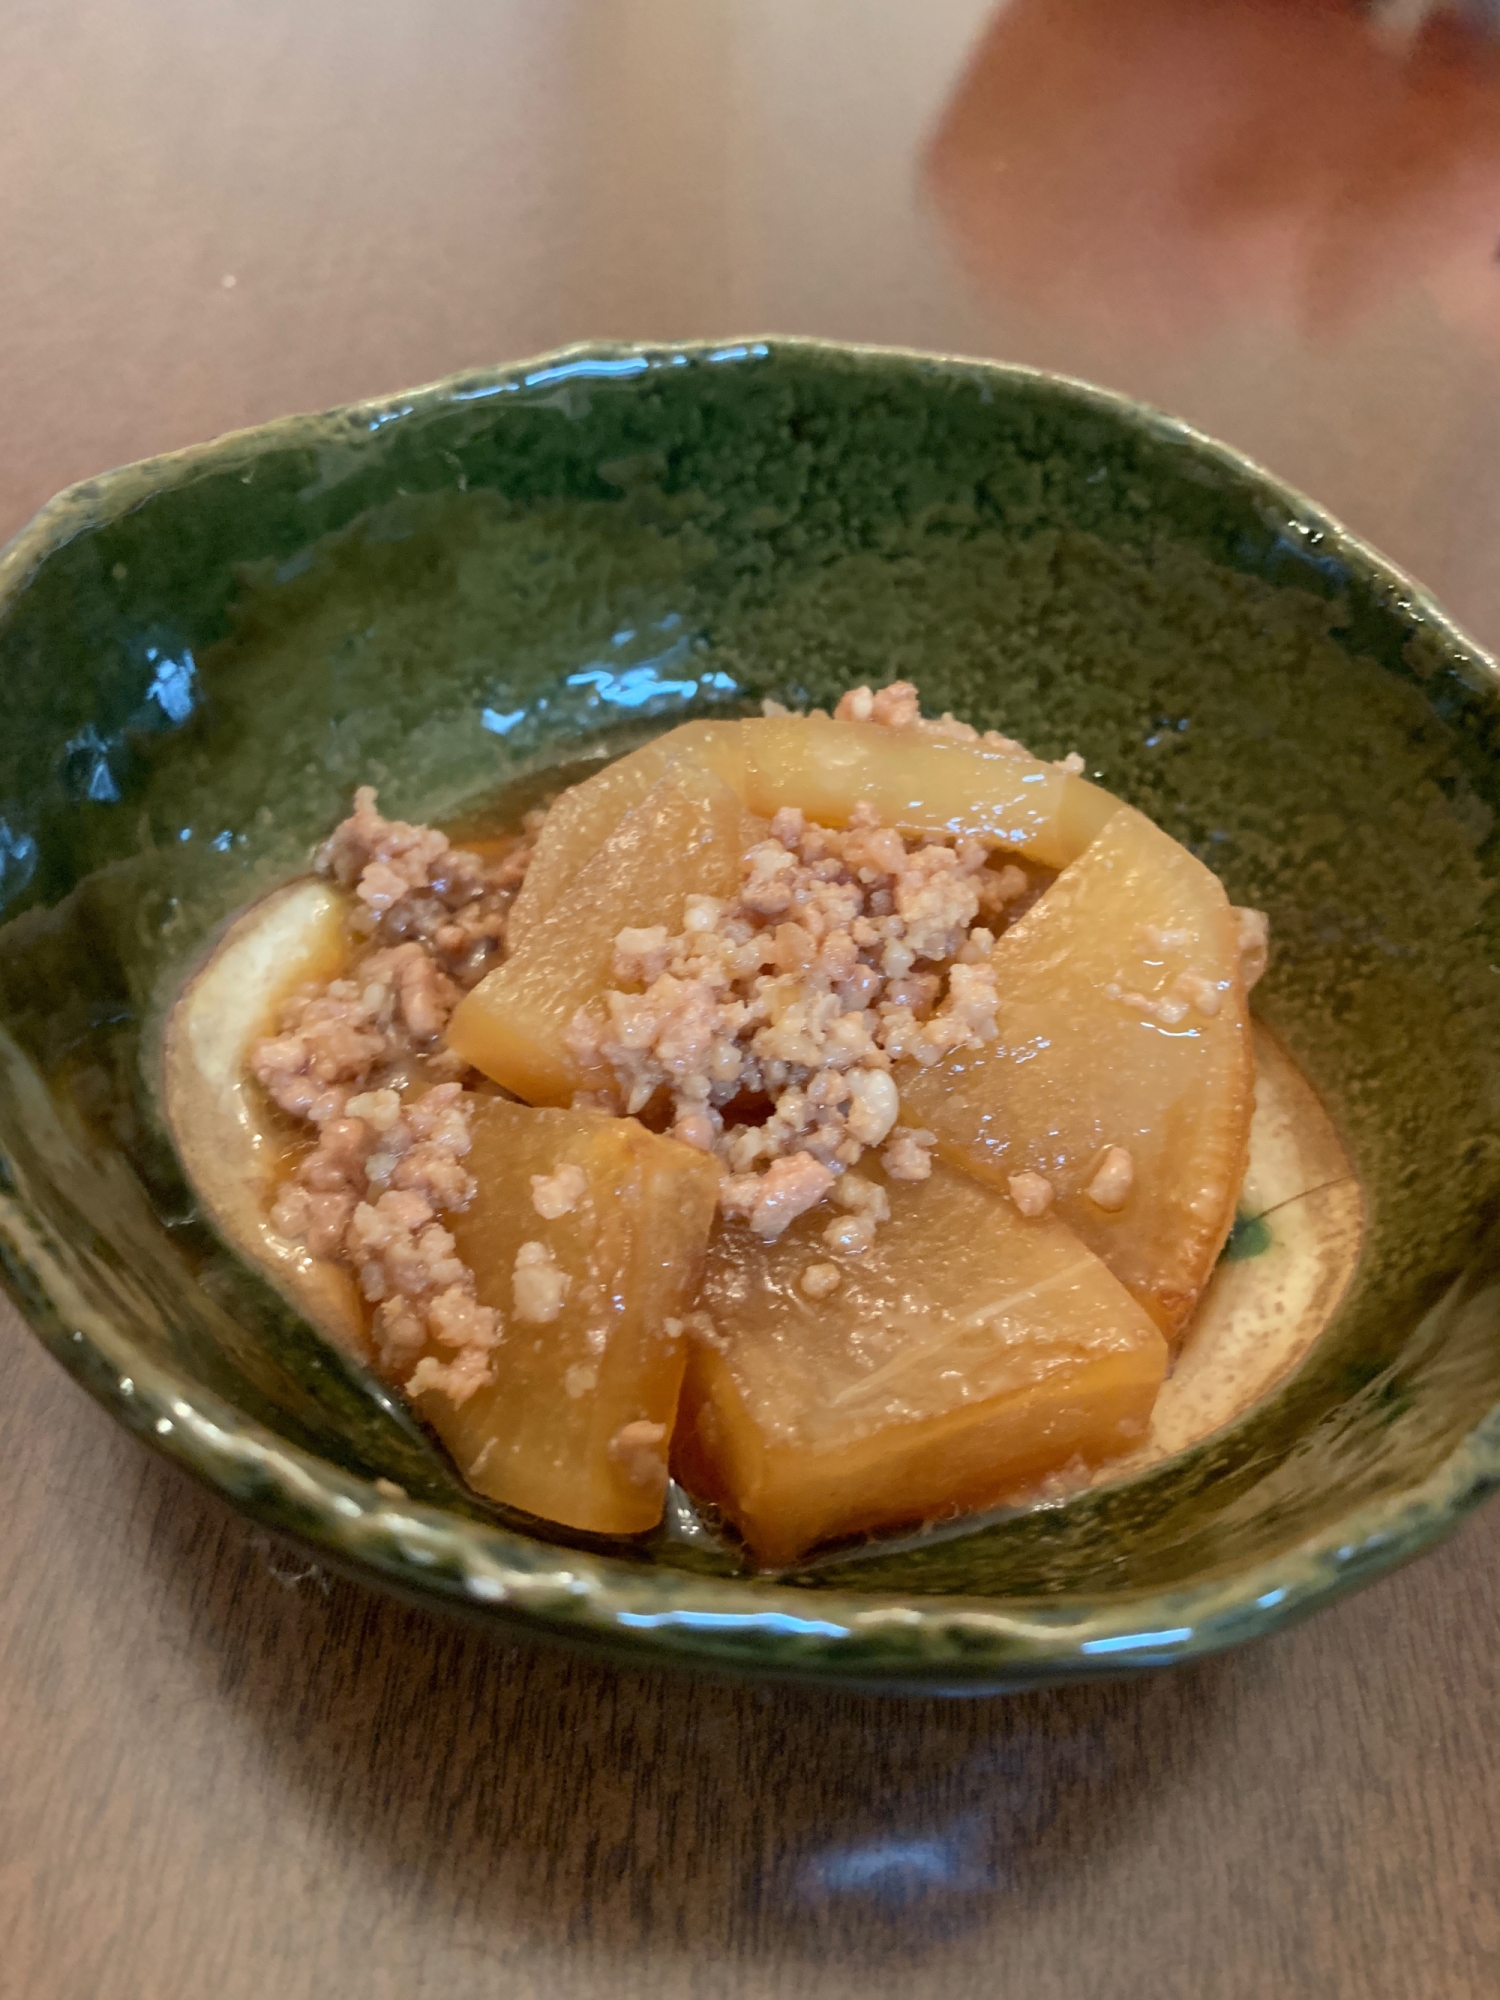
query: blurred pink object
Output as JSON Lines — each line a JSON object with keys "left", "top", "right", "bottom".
{"left": 926, "top": 0, "right": 1500, "bottom": 350}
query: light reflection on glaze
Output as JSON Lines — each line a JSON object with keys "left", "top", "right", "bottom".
{"left": 806, "top": 1831, "right": 987, "bottom": 1896}
{"left": 618, "top": 1607, "right": 850, "bottom": 1639}
{"left": 566, "top": 650, "right": 699, "bottom": 709}
{"left": 145, "top": 650, "right": 196, "bottom": 724}
{"left": 62, "top": 724, "right": 120, "bottom": 803}
{"left": 0, "top": 820, "right": 38, "bottom": 907}
{"left": 480, "top": 707, "right": 526, "bottom": 736}
{"left": 1080, "top": 1625, "right": 1192, "bottom": 1655}
{"left": 525, "top": 356, "right": 651, "bottom": 389}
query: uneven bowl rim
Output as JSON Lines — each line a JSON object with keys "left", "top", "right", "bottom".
{"left": 3, "top": 333, "right": 1499, "bottom": 1692}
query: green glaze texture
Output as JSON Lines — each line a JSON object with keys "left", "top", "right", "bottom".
{"left": 2, "top": 338, "right": 1498, "bottom": 1690}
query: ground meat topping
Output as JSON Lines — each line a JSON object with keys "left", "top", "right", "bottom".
{"left": 607, "top": 1420, "right": 670, "bottom": 1494}
{"left": 1173, "top": 971, "right": 1224, "bottom": 1019}
{"left": 318, "top": 785, "right": 539, "bottom": 994}
{"left": 832, "top": 679, "right": 1030, "bottom": 753}
{"left": 721, "top": 1153, "right": 837, "bottom": 1241}
{"left": 568, "top": 764, "right": 1033, "bottom": 1239}
{"left": 882, "top": 1125, "right": 937, "bottom": 1182}
{"left": 1007, "top": 1170, "right": 1056, "bottom": 1219}
{"left": 1084, "top": 1146, "right": 1135, "bottom": 1213}
{"left": 512, "top": 1240, "right": 572, "bottom": 1324}
{"left": 252, "top": 791, "right": 536, "bottom": 1403}
{"left": 531, "top": 1163, "right": 587, "bottom": 1220}
{"left": 1234, "top": 907, "right": 1270, "bottom": 990}
{"left": 800, "top": 1262, "right": 843, "bottom": 1300}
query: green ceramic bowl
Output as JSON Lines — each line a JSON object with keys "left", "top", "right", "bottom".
{"left": 3, "top": 338, "right": 1498, "bottom": 1692}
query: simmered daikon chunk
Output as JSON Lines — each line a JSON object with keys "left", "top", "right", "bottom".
{"left": 507, "top": 721, "right": 746, "bottom": 952}
{"left": 447, "top": 754, "right": 763, "bottom": 1104}
{"left": 900, "top": 806, "right": 1253, "bottom": 1338}
{"left": 673, "top": 1162, "right": 1166, "bottom": 1565}
{"left": 735, "top": 712, "right": 1116, "bottom": 868}
{"left": 421, "top": 1100, "right": 719, "bottom": 1534}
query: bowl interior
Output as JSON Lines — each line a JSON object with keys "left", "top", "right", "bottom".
{"left": 2, "top": 342, "right": 1499, "bottom": 1662}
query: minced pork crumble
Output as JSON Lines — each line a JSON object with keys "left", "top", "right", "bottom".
{"left": 249, "top": 682, "right": 1264, "bottom": 1408}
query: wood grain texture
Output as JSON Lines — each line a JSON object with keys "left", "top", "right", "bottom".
{"left": 5, "top": 2, "right": 1500, "bottom": 1992}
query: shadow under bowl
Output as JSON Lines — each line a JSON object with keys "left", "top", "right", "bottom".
{"left": 1, "top": 338, "right": 1498, "bottom": 1691}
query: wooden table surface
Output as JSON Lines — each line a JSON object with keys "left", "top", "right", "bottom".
{"left": 5, "top": 4, "right": 1500, "bottom": 1994}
